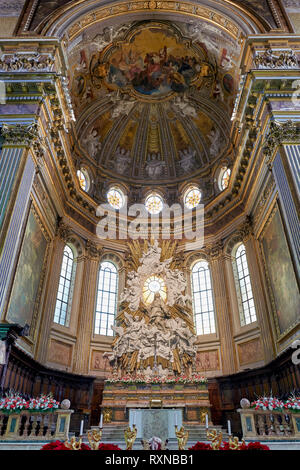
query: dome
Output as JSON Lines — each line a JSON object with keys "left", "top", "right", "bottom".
{"left": 69, "top": 20, "right": 239, "bottom": 195}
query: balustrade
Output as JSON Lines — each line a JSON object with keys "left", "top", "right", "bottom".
{"left": 0, "top": 409, "right": 73, "bottom": 441}
{"left": 238, "top": 408, "right": 300, "bottom": 440}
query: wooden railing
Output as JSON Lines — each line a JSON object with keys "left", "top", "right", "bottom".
{"left": 0, "top": 409, "right": 73, "bottom": 441}
{"left": 238, "top": 408, "right": 300, "bottom": 440}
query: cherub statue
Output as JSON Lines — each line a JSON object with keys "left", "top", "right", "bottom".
{"left": 206, "top": 429, "right": 223, "bottom": 450}
{"left": 87, "top": 428, "right": 103, "bottom": 450}
{"left": 64, "top": 436, "right": 82, "bottom": 450}
{"left": 228, "top": 435, "right": 240, "bottom": 450}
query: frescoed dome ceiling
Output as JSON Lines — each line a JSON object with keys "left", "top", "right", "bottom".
{"left": 68, "top": 20, "right": 241, "bottom": 190}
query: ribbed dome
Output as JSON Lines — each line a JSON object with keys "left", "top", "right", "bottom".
{"left": 70, "top": 20, "right": 239, "bottom": 187}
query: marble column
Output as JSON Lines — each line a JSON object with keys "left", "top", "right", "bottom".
{"left": 208, "top": 243, "right": 236, "bottom": 375}
{"left": 0, "top": 123, "right": 40, "bottom": 317}
{"left": 72, "top": 241, "right": 101, "bottom": 375}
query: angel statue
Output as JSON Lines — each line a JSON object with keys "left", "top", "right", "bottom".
{"left": 175, "top": 425, "right": 189, "bottom": 450}
{"left": 124, "top": 424, "right": 137, "bottom": 450}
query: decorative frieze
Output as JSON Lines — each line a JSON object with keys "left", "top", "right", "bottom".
{"left": 254, "top": 48, "right": 299, "bottom": 69}
{"left": 0, "top": 53, "right": 54, "bottom": 73}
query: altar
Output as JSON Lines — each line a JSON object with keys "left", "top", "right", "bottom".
{"left": 101, "top": 241, "right": 214, "bottom": 438}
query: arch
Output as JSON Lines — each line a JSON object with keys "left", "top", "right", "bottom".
{"left": 32, "top": 1, "right": 273, "bottom": 40}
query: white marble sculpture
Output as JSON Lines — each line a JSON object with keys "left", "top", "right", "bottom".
{"left": 178, "top": 147, "right": 196, "bottom": 173}
{"left": 104, "top": 292, "right": 196, "bottom": 371}
{"left": 172, "top": 95, "right": 198, "bottom": 118}
{"left": 81, "top": 128, "right": 101, "bottom": 158}
{"left": 120, "top": 240, "right": 191, "bottom": 311}
{"left": 145, "top": 154, "right": 166, "bottom": 178}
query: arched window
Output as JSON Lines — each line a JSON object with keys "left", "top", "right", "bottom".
{"left": 54, "top": 245, "right": 75, "bottom": 326}
{"left": 95, "top": 261, "right": 118, "bottom": 336}
{"left": 191, "top": 260, "right": 216, "bottom": 335}
{"left": 234, "top": 244, "right": 257, "bottom": 325}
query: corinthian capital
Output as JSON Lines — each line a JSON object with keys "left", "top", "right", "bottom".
{"left": 56, "top": 221, "right": 71, "bottom": 242}
{"left": 238, "top": 215, "right": 253, "bottom": 242}
{"left": 263, "top": 120, "right": 300, "bottom": 163}
{"left": 206, "top": 240, "right": 224, "bottom": 260}
{"left": 1, "top": 122, "right": 41, "bottom": 146}
{"left": 86, "top": 240, "right": 102, "bottom": 259}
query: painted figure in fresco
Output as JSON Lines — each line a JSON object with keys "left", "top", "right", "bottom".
{"left": 104, "top": 46, "right": 202, "bottom": 97}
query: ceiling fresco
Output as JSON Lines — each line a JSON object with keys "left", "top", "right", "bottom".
{"left": 68, "top": 20, "right": 240, "bottom": 186}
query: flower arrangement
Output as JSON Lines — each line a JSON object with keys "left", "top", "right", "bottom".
{"left": 251, "top": 395, "right": 300, "bottom": 412}
{"left": 40, "top": 441, "right": 121, "bottom": 451}
{"left": 105, "top": 373, "right": 207, "bottom": 385}
{"left": 283, "top": 396, "right": 300, "bottom": 412}
{"left": 189, "top": 441, "right": 270, "bottom": 451}
{"left": 0, "top": 393, "right": 60, "bottom": 413}
{"left": 251, "top": 397, "right": 284, "bottom": 411}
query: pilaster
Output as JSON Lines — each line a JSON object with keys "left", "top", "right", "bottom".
{"left": 0, "top": 123, "right": 41, "bottom": 318}
{"left": 72, "top": 241, "right": 102, "bottom": 374}
{"left": 207, "top": 242, "right": 236, "bottom": 375}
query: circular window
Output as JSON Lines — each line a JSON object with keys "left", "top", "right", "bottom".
{"left": 107, "top": 187, "right": 125, "bottom": 209}
{"left": 77, "top": 169, "right": 90, "bottom": 191}
{"left": 219, "top": 167, "right": 231, "bottom": 191}
{"left": 145, "top": 193, "right": 163, "bottom": 214}
{"left": 143, "top": 275, "right": 167, "bottom": 305}
{"left": 184, "top": 186, "right": 202, "bottom": 209}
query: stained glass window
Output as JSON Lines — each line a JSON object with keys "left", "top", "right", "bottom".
{"left": 94, "top": 261, "right": 118, "bottom": 336}
{"left": 107, "top": 187, "right": 125, "bottom": 209}
{"left": 145, "top": 193, "right": 163, "bottom": 214}
{"left": 184, "top": 186, "right": 202, "bottom": 209}
{"left": 54, "top": 245, "right": 74, "bottom": 326}
{"left": 219, "top": 167, "right": 231, "bottom": 190}
{"left": 235, "top": 244, "right": 257, "bottom": 325}
{"left": 191, "top": 261, "right": 216, "bottom": 335}
{"left": 77, "top": 168, "right": 90, "bottom": 191}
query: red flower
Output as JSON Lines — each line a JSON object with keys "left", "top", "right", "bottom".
{"left": 98, "top": 443, "right": 122, "bottom": 450}
{"left": 243, "top": 442, "right": 270, "bottom": 451}
{"left": 40, "top": 441, "right": 91, "bottom": 451}
{"left": 188, "top": 442, "right": 212, "bottom": 450}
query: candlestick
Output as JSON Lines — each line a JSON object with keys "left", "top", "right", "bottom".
{"left": 205, "top": 413, "right": 209, "bottom": 429}
{"left": 99, "top": 413, "right": 103, "bottom": 428}
{"left": 227, "top": 419, "right": 231, "bottom": 435}
{"left": 79, "top": 419, "right": 84, "bottom": 436}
